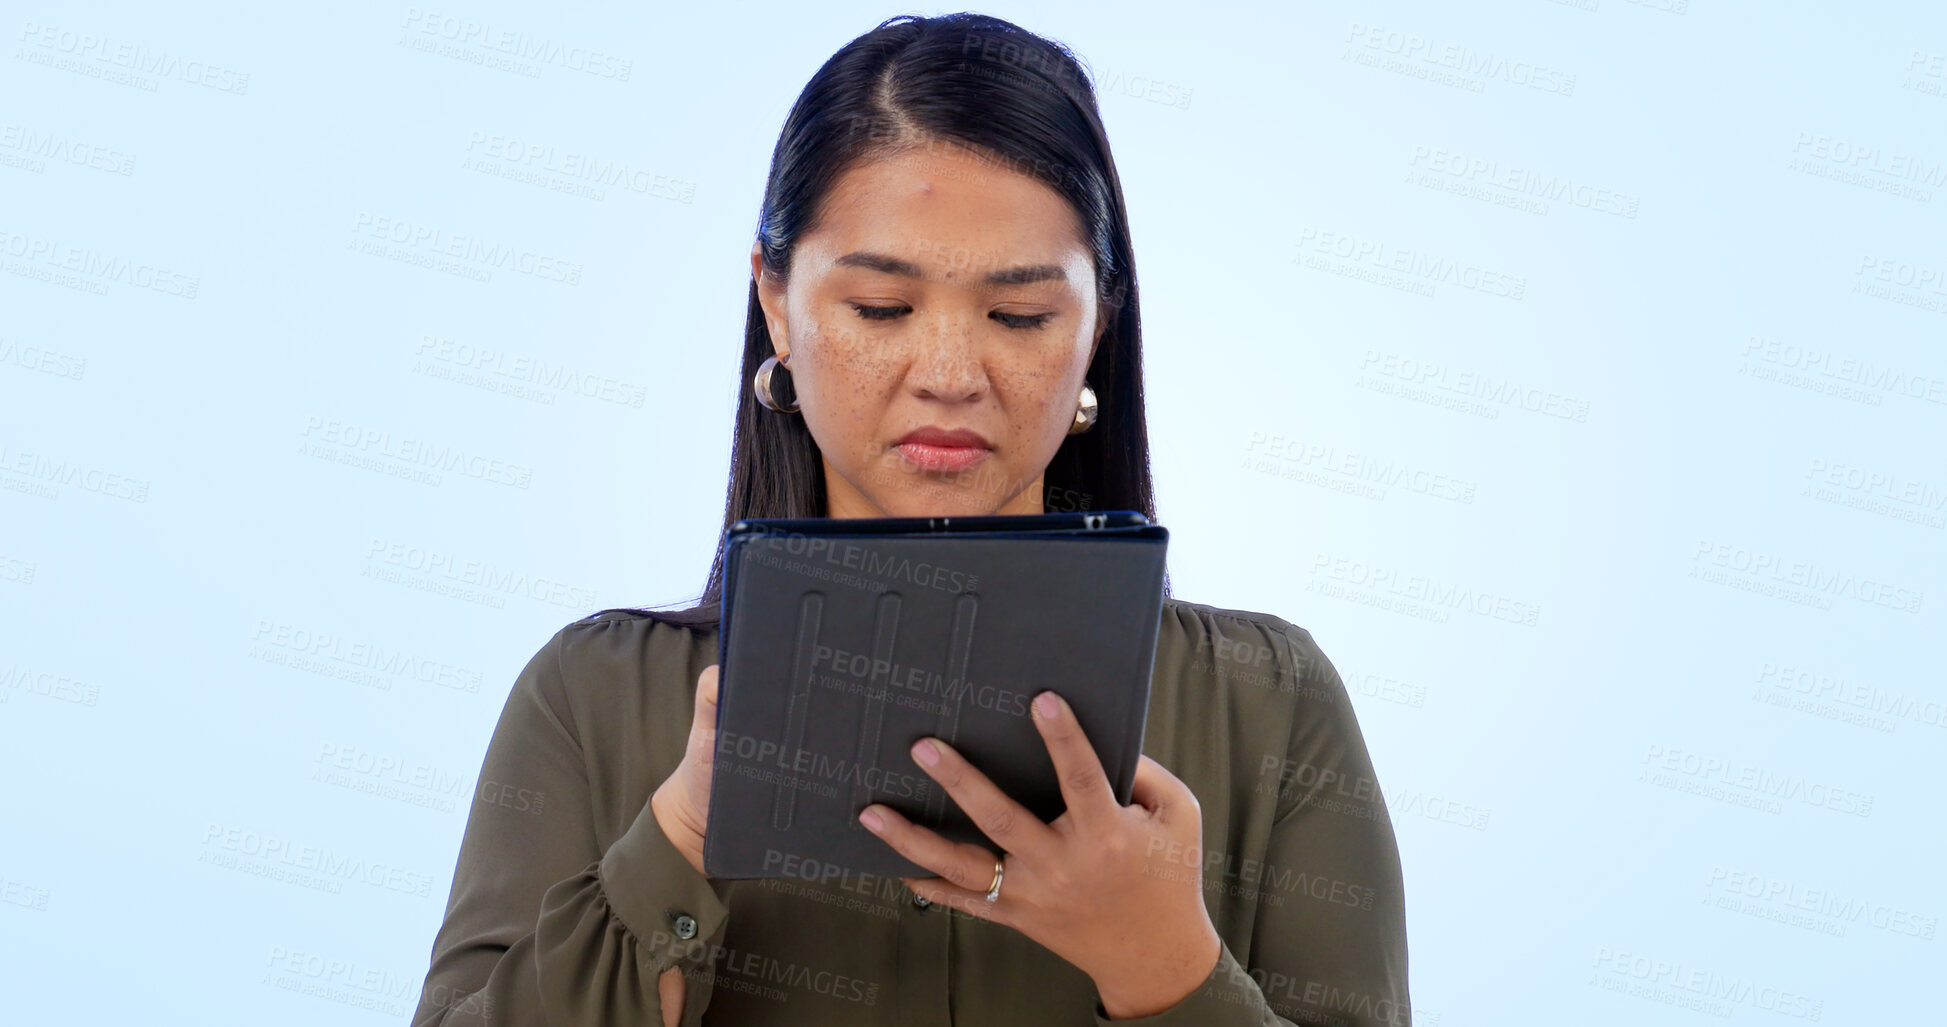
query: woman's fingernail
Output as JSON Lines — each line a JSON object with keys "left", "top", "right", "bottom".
{"left": 1035, "top": 692, "right": 1060, "bottom": 720}
{"left": 860, "top": 808, "right": 884, "bottom": 832}
{"left": 912, "top": 739, "right": 941, "bottom": 767}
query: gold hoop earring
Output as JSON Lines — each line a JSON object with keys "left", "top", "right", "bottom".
{"left": 1067, "top": 382, "right": 1098, "bottom": 435}
{"left": 754, "top": 353, "right": 799, "bottom": 413}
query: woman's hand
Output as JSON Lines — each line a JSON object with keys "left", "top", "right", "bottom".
{"left": 857, "top": 690, "right": 1224, "bottom": 1020}
{"left": 650, "top": 664, "right": 718, "bottom": 875}
{"left": 648, "top": 664, "right": 720, "bottom": 1027}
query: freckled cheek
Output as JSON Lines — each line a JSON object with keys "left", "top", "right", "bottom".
{"left": 793, "top": 328, "right": 901, "bottom": 445}
{"left": 802, "top": 358, "right": 898, "bottom": 415}
{"left": 990, "top": 366, "right": 1070, "bottom": 439}
{"left": 803, "top": 317, "right": 893, "bottom": 371}
{"left": 792, "top": 326, "right": 861, "bottom": 391}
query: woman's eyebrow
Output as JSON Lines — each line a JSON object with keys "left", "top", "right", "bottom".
{"left": 834, "top": 250, "right": 1067, "bottom": 286}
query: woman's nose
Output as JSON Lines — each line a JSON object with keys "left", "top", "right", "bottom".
{"left": 903, "top": 320, "right": 988, "bottom": 402}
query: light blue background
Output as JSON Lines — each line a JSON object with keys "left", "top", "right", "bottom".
{"left": 2, "top": 1, "right": 1941, "bottom": 1023}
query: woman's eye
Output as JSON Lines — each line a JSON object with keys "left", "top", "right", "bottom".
{"left": 992, "top": 311, "right": 1055, "bottom": 330}
{"left": 849, "top": 304, "right": 1051, "bottom": 330}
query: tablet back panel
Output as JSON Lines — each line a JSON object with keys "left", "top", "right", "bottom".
{"left": 703, "top": 516, "right": 1168, "bottom": 879}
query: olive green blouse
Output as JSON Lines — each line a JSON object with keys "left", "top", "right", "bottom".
{"left": 411, "top": 598, "right": 1411, "bottom": 1026}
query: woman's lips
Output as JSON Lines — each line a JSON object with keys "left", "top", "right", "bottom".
{"left": 894, "top": 441, "right": 991, "bottom": 473}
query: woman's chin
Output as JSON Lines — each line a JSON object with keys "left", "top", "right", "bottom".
{"left": 866, "top": 479, "right": 1012, "bottom": 519}
{"left": 841, "top": 450, "right": 1035, "bottom": 518}
{"left": 876, "top": 491, "right": 1004, "bottom": 518}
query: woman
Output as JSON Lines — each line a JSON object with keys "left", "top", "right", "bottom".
{"left": 413, "top": 13, "right": 1410, "bottom": 1026}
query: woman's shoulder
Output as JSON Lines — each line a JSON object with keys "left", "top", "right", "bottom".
{"left": 1158, "top": 595, "right": 1342, "bottom": 691}
{"left": 512, "top": 607, "right": 718, "bottom": 736}
{"left": 1159, "top": 594, "right": 1313, "bottom": 637}
{"left": 1159, "top": 598, "right": 1380, "bottom": 816}
{"left": 547, "top": 606, "right": 716, "bottom": 665}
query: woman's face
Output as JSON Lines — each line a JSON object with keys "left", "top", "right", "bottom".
{"left": 752, "top": 141, "right": 1106, "bottom": 519}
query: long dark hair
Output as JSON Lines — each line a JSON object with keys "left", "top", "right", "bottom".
{"left": 599, "top": 12, "right": 1164, "bottom": 631}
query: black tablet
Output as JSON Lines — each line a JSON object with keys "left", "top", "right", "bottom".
{"left": 702, "top": 511, "right": 1169, "bottom": 879}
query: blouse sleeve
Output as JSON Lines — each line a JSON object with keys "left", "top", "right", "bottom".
{"left": 1090, "top": 619, "right": 1414, "bottom": 1027}
{"left": 410, "top": 622, "right": 733, "bottom": 1027}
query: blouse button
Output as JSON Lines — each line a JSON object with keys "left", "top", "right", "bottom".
{"left": 673, "top": 913, "right": 699, "bottom": 939}
{"left": 911, "top": 893, "right": 931, "bottom": 910}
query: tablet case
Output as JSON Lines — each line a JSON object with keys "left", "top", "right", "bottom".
{"left": 703, "top": 512, "right": 1169, "bottom": 879}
